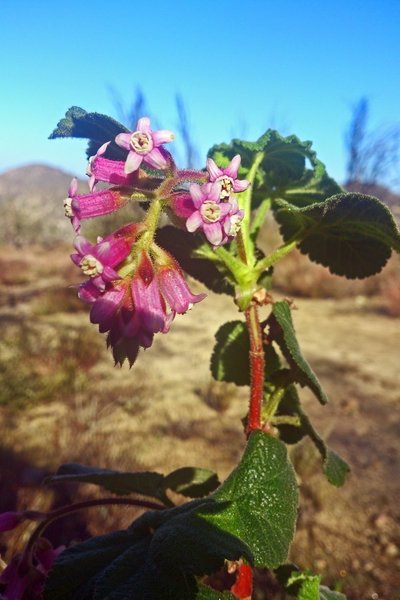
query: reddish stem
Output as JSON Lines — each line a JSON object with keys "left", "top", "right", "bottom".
{"left": 245, "top": 304, "right": 264, "bottom": 436}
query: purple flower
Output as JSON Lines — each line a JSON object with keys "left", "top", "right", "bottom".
{"left": 87, "top": 142, "right": 139, "bottom": 191}
{"left": 223, "top": 197, "right": 245, "bottom": 241}
{"left": 185, "top": 182, "right": 234, "bottom": 246}
{"left": 156, "top": 262, "right": 206, "bottom": 314}
{"left": 115, "top": 117, "right": 174, "bottom": 174}
{"left": 64, "top": 179, "right": 130, "bottom": 233}
{"left": 206, "top": 155, "right": 250, "bottom": 200}
{"left": 71, "top": 233, "right": 131, "bottom": 292}
{"left": 0, "top": 512, "right": 23, "bottom": 533}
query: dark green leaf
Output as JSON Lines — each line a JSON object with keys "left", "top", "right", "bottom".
{"left": 268, "top": 301, "right": 328, "bottom": 405}
{"left": 49, "top": 106, "right": 128, "bottom": 160}
{"left": 278, "top": 159, "right": 342, "bottom": 208}
{"left": 274, "top": 385, "right": 305, "bottom": 445}
{"left": 319, "top": 586, "right": 347, "bottom": 599}
{"left": 274, "top": 193, "right": 400, "bottom": 278}
{"left": 156, "top": 226, "right": 235, "bottom": 295}
{"left": 45, "top": 463, "right": 168, "bottom": 501}
{"left": 45, "top": 499, "right": 252, "bottom": 600}
{"left": 210, "top": 321, "right": 250, "bottom": 386}
{"left": 164, "top": 467, "right": 220, "bottom": 498}
{"left": 46, "top": 463, "right": 220, "bottom": 503}
{"left": 202, "top": 430, "right": 298, "bottom": 568}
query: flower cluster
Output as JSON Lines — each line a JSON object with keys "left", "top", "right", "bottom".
{"left": 62, "top": 116, "right": 248, "bottom": 364}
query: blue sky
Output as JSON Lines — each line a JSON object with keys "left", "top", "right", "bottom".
{"left": 1, "top": 0, "right": 399, "bottom": 185}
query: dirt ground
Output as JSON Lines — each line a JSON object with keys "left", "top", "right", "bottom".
{"left": 0, "top": 247, "right": 399, "bottom": 599}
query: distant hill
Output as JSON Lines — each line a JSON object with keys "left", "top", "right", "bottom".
{"left": 0, "top": 164, "right": 87, "bottom": 246}
{"left": 0, "top": 164, "right": 143, "bottom": 247}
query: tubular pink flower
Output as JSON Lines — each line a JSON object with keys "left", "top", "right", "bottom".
{"left": 115, "top": 117, "right": 174, "bottom": 174}
{"left": 64, "top": 180, "right": 131, "bottom": 233}
{"left": 87, "top": 142, "right": 139, "bottom": 191}
{"left": 223, "top": 197, "right": 245, "bottom": 241}
{"left": 185, "top": 182, "right": 234, "bottom": 247}
{"left": 206, "top": 154, "right": 250, "bottom": 200}
{"left": 157, "top": 266, "right": 206, "bottom": 314}
{"left": 71, "top": 233, "right": 131, "bottom": 291}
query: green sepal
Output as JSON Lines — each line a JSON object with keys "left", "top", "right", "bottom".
{"left": 268, "top": 301, "right": 328, "bottom": 405}
{"left": 156, "top": 226, "right": 235, "bottom": 295}
{"left": 274, "top": 193, "right": 400, "bottom": 278}
{"left": 202, "top": 430, "right": 298, "bottom": 568}
{"left": 49, "top": 106, "right": 128, "bottom": 160}
{"left": 45, "top": 463, "right": 220, "bottom": 505}
{"left": 44, "top": 499, "right": 253, "bottom": 600}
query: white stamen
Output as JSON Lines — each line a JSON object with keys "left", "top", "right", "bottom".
{"left": 80, "top": 254, "right": 104, "bottom": 277}
{"left": 130, "top": 131, "right": 153, "bottom": 154}
{"left": 228, "top": 215, "right": 243, "bottom": 237}
{"left": 217, "top": 175, "right": 234, "bottom": 200}
{"left": 64, "top": 198, "right": 73, "bottom": 218}
{"left": 200, "top": 201, "right": 221, "bottom": 223}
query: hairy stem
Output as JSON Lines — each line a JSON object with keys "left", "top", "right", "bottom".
{"left": 245, "top": 304, "right": 264, "bottom": 435}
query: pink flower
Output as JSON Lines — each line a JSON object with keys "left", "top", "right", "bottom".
{"left": 87, "top": 142, "right": 140, "bottom": 191}
{"left": 89, "top": 251, "right": 171, "bottom": 365}
{"left": 115, "top": 117, "right": 174, "bottom": 174}
{"left": 206, "top": 155, "right": 250, "bottom": 200}
{"left": 185, "top": 182, "right": 234, "bottom": 247}
{"left": 71, "top": 234, "right": 131, "bottom": 292}
{"left": 156, "top": 259, "right": 206, "bottom": 314}
{"left": 0, "top": 512, "right": 23, "bottom": 533}
{"left": 223, "top": 197, "right": 245, "bottom": 241}
{"left": 64, "top": 179, "right": 130, "bottom": 233}
{"left": 0, "top": 541, "right": 65, "bottom": 600}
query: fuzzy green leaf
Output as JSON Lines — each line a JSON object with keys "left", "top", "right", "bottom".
{"left": 45, "top": 500, "right": 252, "bottom": 600}
{"left": 281, "top": 570, "right": 347, "bottom": 599}
{"left": 164, "top": 467, "right": 220, "bottom": 498}
{"left": 46, "top": 463, "right": 220, "bottom": 503}
{"left": 274, "top": 193, "right": 400, "bottom": 278}
{"left": 278, "top": 159, "right": 342, "bottom": 207}
{"left": 268, "top": 301, "right": 328, "bottom": 405}
{"left": 202, "top": 430, "right": 298, "bottom": 568}
{"left": 156, "top": 226, "right": 235, "bottom": 295}
{"left": 49, "top": 106, "right": 128, "bottom": 160}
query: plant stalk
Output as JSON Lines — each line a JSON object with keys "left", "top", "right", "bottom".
{"left": 245, "top": 303, "right": 264, "bottom": 435}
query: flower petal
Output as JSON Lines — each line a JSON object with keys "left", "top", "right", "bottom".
{"left": 144, "top": 147, "right": 168, "bottom": 170}
{"left": 74, "top": 235, "right": 93, "bottom": 256}
{"left": 189, "top": 184, "right": 204, "bottom": 208}
{"left": 115, "top": 133, "right": 132, "bottom": 150}
{"left": 137, "top": 117, "right": 151, "bottom": 133}
{"left": 186, "top": 211, "right": 202, "bottom": 232}
{"left": 125, "top": 151, "right": 143, "bottom": 174}
{"left": 233, "top": 179, "right": 250, "bottom": 193}
{"left": 225, "top": 154, "right": 241, "bottom": 178}
{"left": 206, "top": 157, "right": 222, "bottom": 181}
{"left": 204, "top": 222, "right": 223, "bottom": 246}
{"left": 152, "top": 129, "right": 175, "bottom": 146}
{"left": 208, "top": 181, "right": 222, "bottom": 203}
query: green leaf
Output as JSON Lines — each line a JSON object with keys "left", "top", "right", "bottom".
{"left": 196, "top": 585, "right": 236, "bottom": 599}
{"left": 45, "top": 499, "right": 252, "bottom": 600}
{"left": 49, "top": 106, "right": 128, "bottom": 160}
{"left": 278, "top": 159, "right": 342, "bottom": 208}
{"left": 164, "top": 467, "right": 220, "bottom": 498}
{"left": 208, "top": 131, "right": 340, "bottom": 211}
{"left": 210, "top": 321, "right": 250, "bottom": 386}
{"left": 319, "top": 586, "right": 347, "bottom": 599}
{"left": 296, "top": 408, "right": 350, "bottom": 487}
{"left": 274, "top": 193, "right": 400, "bottom": 278}
{"left": 274, "top": 385, "right": 306, "bottom": 445}
{"left": 46, "top": 463, "right": 220, "bottom": 503}
{"left": 156, "top": 226, "right": 235, "bottom": 295}
{"left": 268, "top": 301, "right": 328, "bottom": 405}
{"left": 202, "top": 430, "right": 298, "bottom": 568}
{"left": 277, "top": 567, "right": 347, "bottom": 599}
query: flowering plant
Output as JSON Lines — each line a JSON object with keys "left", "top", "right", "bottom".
{"left": 1, "top": 106, "right": 399, "bottom": 599}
